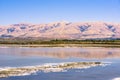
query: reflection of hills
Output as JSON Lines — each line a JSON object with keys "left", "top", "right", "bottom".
{"left": 20, "top": 47, "right": 120, "bottom": 59}
{"left": 0, "top": 47, "right": 120, "bottom": 59}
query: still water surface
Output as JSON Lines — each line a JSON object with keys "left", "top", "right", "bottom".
{"left": 0, "top": 47, "right": 120, "bottom": 80}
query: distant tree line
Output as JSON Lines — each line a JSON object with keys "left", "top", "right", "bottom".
{"left": 0, "top": 38, "right": 120, "bottom": 45}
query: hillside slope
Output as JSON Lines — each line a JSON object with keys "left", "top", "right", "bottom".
{"left": 0, "top": 22, "right": 120, "bottom": 40}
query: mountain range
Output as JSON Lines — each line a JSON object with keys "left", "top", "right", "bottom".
{"left": 0, "top": 21, "right": 120, "bottom": 40}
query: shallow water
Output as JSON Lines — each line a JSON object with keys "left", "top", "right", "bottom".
{"left": 0, "top": 47, "right": 120, "bottom": 80}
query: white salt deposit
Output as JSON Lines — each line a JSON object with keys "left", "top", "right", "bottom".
{"left": 112, "top": 77, "right": 120, "bottom": 80}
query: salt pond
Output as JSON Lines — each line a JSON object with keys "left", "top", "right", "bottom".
{"left": 0, "top": 47, "right": 120, "bottom": 80}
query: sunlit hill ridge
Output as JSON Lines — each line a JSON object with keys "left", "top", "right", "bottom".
{"left": 0, "top": 22, "right": 120, "bottom": 40}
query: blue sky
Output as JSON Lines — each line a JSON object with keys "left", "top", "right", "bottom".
{"left": 0, "top": 0, "right": 120, "bottom": 25}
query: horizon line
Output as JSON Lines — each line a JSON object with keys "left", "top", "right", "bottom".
{"left": 1, "top": 20, "right": 120, "bottom": 26}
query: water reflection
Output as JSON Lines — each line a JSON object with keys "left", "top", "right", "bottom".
{"left": 0, "top": 47, "right": 120, "bottom": 59}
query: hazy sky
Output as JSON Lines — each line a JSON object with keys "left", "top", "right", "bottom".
{"left": 0, "top": 0, "right": 120, "bottom": 25}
